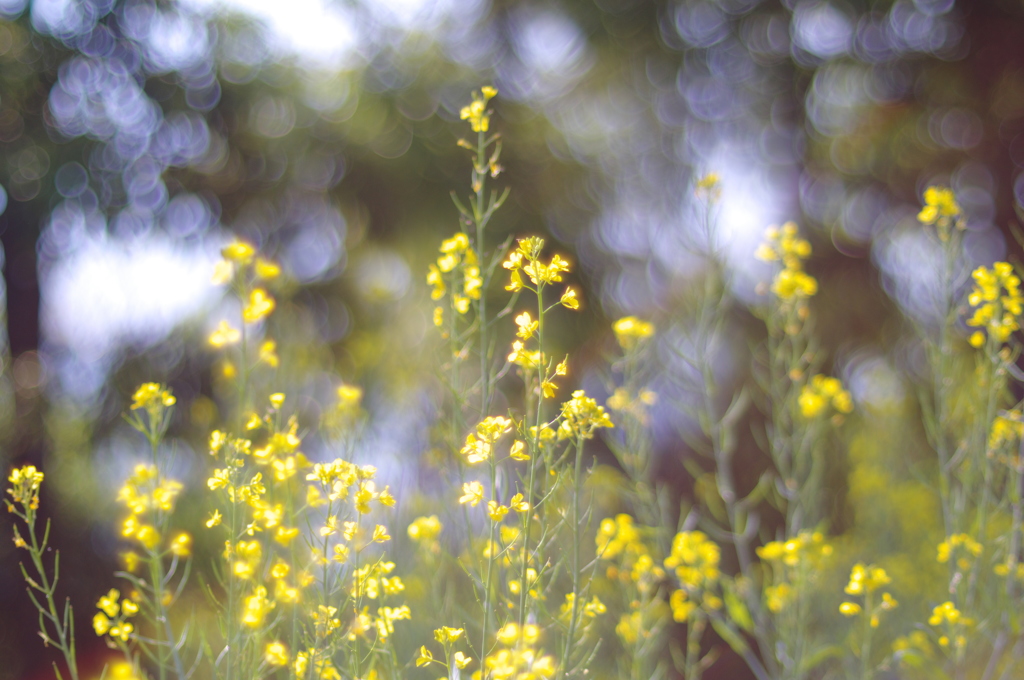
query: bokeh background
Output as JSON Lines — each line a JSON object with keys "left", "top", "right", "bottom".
{"left": 1, "top": 0, "right": 1024, "bottom": 677}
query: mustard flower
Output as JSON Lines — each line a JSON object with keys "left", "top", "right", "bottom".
{"left": 434, "top": 626, "right": 465, "bottom": 644}
{"left": 966, "top": 262, "right": 1023, "bottom": 346}
{"left": 130, "top": 382, "right": 176, "bottom": 411}
{"left": 559, "top": 390, "right": 614, "bottom": 439}
{"left": 407, "top": 515, "right": 443, "bottom": 542}
{"left": 460, "top": 481, "right": 484, "bottom": 507}
{"left": 169, "top": 532, "right": 192, "bottom": 557}
{"left": 372, "top": 524, "right": 391, "bottom": 543}
{"left": 665, "top": 531, "right": 720, "bottom": 588}
{"left": 265, "top": 641, "right": 289, "bottom": 666}
{"left": 798, "top": 374, "right": 854, "bottom": 419}
{"left": 242, "top": 586, "right": 272, "bottom": 628}
{"left": 937, "top": 534, "right": 982, "bottom": 569}
{"left": 560, "top": 287, "right": 579, "bottom": 309}
{"left": 917, "top": 186, "right": 962, "bottom": 235}
{"left": 6, "top": 465, "right": 44, "bottom": 510}
{"left": 460, "top": 86, "right": 497, "bottom": 133}
{"left": 221, "top": 240, "right": 255, "bottom": 264}
{"left": 242, "top": 288, "right": 275, "bottom": 323}
{"left": 208, "top": 320, "right": 240, "bottom": 347}
{"left": 612, "top": 316, "right": 655, "bottom": 350}
{"left": 415, "top": 645, "right": 435, "bottom": 667}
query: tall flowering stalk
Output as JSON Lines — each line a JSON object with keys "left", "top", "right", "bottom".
{"left": 6, "top": 465, "right": 81, "bottom": 680}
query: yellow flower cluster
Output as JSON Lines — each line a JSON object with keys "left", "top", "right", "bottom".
{"left": 798, "top": 374, "right": 854, "bottom": 419}
{"left": 558, "top": 390, "right": 614, "bottom": 440}
{"left": 695, "top": 172, "right": 721, "bottom": 199}
{"left": 990, "top": 409, "right": 1024, "bottom": 451}
{"left": 130, "top": 382, "right": 175, "bottom": 412}
{"left": 966, "top": 262, "right": 1023, "bottom": 347}
{"left": 892, "top": 630, "right": 933, "bottom": 658}
{"left": 612, "top": 316, "right": 655, "bottom": 351}
{"left": 596, "top": 515, "right": 664, "bottom": 590}
{"left": 118, "top": 463, "right": 186, "bottom": 552}
{"left": 415, "top": 626, "right": 472, "bottom": 673}
{"left": 917, "top": 186, "right": 962, "bottom": 236}
{"left": 209, "top": 239, "right": 280, "bottom": 348}
{"left": 756, "top": 531, "right": 833, "bottom": 613}
{"left": 473, "top": 622, "right": 556, "bottom": 680}
{"left": 5, "top": 465, "right": 44, "bottom": 512}
{"left": 665, "top": 531, "right": 721, "bottom": 587}
{"left": 927, "top": 601, "right": 971, "bottom": 649}
{"left": 504, "top": 236, "right": 573, "bottom": 292}
{"left": 460, "top": 85, "right": 497, "bottom": 133}
{"left": 664, "top": 531, "right": 723, "bottom": 621}
{"left": 756, "top": 222, "right": 817, "bottom": 300}
{"left": 92, "top": 588, "right": 139, "bottom": 642}
{"left": 839, "top": 563, "right": 897, "bottom": 628}
{"left": 407, "top": 515, "right": 443, "bottom": 543}
{"left": 936, "top": 534, "right": 982, "bottom": 570}
{"left": 461, "top": 416, "right": 514, "bottom": 464}
{"left": 428, "top": 232, "right": 483, "bottom": 334}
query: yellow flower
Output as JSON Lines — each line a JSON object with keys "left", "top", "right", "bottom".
{"left": 918, "top": 186, "right": 961, "bottom": 231}
{"left": 92, "top": 612, "right": 111, "bottom": 636}
{"left": 515, "top": 311, "right": 538, "bottom": 339}
{"left": 454, "top": 652, "right": 471, "bottom": 669}
{"left": 459, "top": 86, "right": 497, "bottom": 133}
{"left": 487, "top": 501, "right": 509, "bottom": 522}
{"left": 509, "top": 493, "right": 530, "bottom": 513}
{"left": 407, "top": 515, "right": 443, "bottom": 543}
{"left": 559, "top": 390, "right": 614, "bottom": 440}
{"left": 222, "top": 240, "right": 255, "bottom": 264}
{"left": 109, "top": 622, "right": 134, "bottom": 642}
{"left": 772, "top": 268, "right": 818, "bottom": 299}
{"left": 612, "top": 316, "right": 655, "bottom": 350}
{"left": 434, "top": 626, "right": 465, "bottom": 644}
{"left": 372, "top": 525, "right": 391, "bottom": 543}
{"left": 509, "top": 440, "right": 529, "bottom": 461}
{"left": 7, "top": 465, "right": 44, "bottom": 508}
{"left": 966, "top": 262, "right": 1023, "bottom": 346}
{"left": 929, "top": 601, "right": 961, "bottom": 626}
{"left": 208, "top": 320, "right": 241, "bottom": 347}
{"left": 696, "top": 173, "right": 721, "bottom": 193}
{"left": 265, "top": 641, "right": 289, "bottom": 666}
{"left": 259, "top": 340, "right": 279, "bottom": 367}
{"left": 799, "top": 375, "right": 853, "bottom": 419}
{"left": 415, "top": 645, "right": 434, "bottom": 667}
{"left": 242, "top": 586, "right": 273, "bottom": 628}
{"left": 839, "top": 602, "right": 861, "bottom": 616}
{"left": 560, "top": 287, "right": 579, "bottom": 309}
{"left": 243, "top": 288, "right": 275, "bottom": 323}
{"left": 130, "top": 383, "right": 176, "bottom": 411}
{"left": 212, "top": 259, "right": 234, "bottom": 284}
{"left": 97, "top": 590, "right": 120, "bottom": 617}
{"left": 460, "top": 481, "right": 484, "bottom": 507}
{"left": 255, "top": 257, "right": 281, "bottom": 280}
{"left": 496, "top": 622, "right": 519, "bottom": 645}
{"left": 169, "top": 532, "right": 192, "bottom": 557}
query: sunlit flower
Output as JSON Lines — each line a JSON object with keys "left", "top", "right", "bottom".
{"left": 460, "top": 481, "right": 484, "bottom": 507}
{"left": 209, "top": 321, "right": 241, "bottom": 348}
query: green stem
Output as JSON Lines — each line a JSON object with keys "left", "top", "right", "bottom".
{"left": 23, "top": 510, "right": 80, "bottom": 680}
{"left": 558, "top": 435, "right": 585, "bottom": 680}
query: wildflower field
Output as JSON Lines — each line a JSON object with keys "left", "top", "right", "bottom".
{"left": 3, "top": 84, "right": 1024, "bottom": 680}
{"left": 3, "top": 2, "right": 1024, "bottom": 680}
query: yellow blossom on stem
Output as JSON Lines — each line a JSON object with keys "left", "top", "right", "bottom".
{"left": 209, "top": 320, "right": 241, "bottom": 348}
{"left": 243, "top": 288, "right": 275, "bottom": 323}
{"left": 612, "top": 316, "right": 655, "bottom": 350}
{"left": 460, "top": 481, "right": 484, "bottom": 507}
